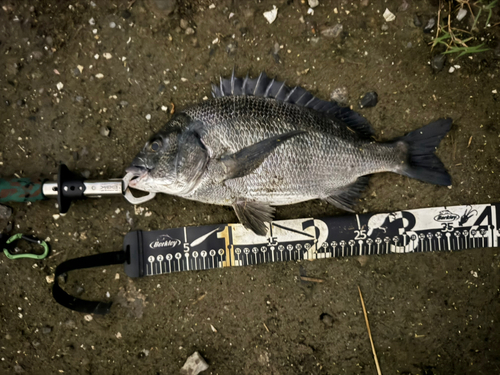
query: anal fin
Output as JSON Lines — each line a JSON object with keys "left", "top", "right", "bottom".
{"left": 324, "top": 176, "right": 371, "bottom": 212}
{"left": 233, "top": 199, "right": 275, "bottom": 236}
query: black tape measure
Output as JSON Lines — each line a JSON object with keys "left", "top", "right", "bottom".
{"left": 53, "top": 203, "right": 500, "bottom": 314}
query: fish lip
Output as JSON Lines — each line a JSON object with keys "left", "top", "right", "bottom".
{"left": 125, "top": 166, "right": 150, "bottom": 187}
{"left": 125, "top": 166, "right": 149, "bottom": 177}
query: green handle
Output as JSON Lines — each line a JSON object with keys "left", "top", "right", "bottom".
{"left": 0, "top": 178, "right": 45, "bottom": 203}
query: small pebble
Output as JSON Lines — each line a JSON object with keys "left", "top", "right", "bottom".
{"left": 457, "top": 8, "right": 467, "bottom": 21}
{"left": 95, "top": 73, "right": 104, "bottom": 79}
{"left": 89, "top": 17, "right": 95, "bottom": 26}
{"left": 448, "top": 66, "right": 455, "bottom": 73}
{"left": 359, "top": 91, "right": 378, "bottom": 108}
{"left": 185, "top": 27, "right": 195, "bottom": 35}
{"left": 84, "top": 314, "right": 93, "bottom": 322}
{"left": 0, "top": 204, "right": 12, "bottom": 220}
{"left": 145, "top": 114, "right": 151, "bottom": 121}
{"left": 226, "top": 42, "right": 237, "bottom": 55}
{"left": 263, "top": 5, "right": 278, "bottom": 24}
{"left": 398, "top": 0, "right": 409, "bottom": 12}
{"left": 320, "top": 313, "right": 334, "bottom": 327}
{"left": 413, "top": 14, "right": 422, "bottom": 27}
{"left": 180, "top": 19, "right": 188, "bottom": 29}
{"left": 56, "top": 82, "right": 63, "bottom": 91}
{"left": 431, "top": 54, "right": 446, "bottom": 73}
{"left": 321, "top": 24, "right": 343, "bottom": 38}
{"left": 423, "top": 18, "right": 435, "bottom": 33}
{"left": 109, "top": 21, "right": 116, "bottom": 28}
{"left": 81, "top": 170, "right": 91, "bottom": 179}
{"left": 383, "top": 8, "right": 396, "bottom": 22}
{"left": 330, "top": 87, "right": 349, "bottom": 105}
{"left": 381, "top": 23, "right": 389, "bottom": 31}
{"left": 308, "top": 0, "right": 319, "bottom": 8}
{"left": 180, "top": 352, "right": 209, "bottom": 375}
{"left": 120, "top": 100, "right": 129, "bottom": 107}
{"left": 99, "top": 126, "right": 110, "bottom": 137}
{"left": 103, "top": 52, "right": 112, "bottom": 60}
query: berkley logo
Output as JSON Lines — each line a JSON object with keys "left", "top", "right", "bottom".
{"left": 149, "top": 234, "right": 181, "bottom": 249}
{"left": 434, "top": 210, "right": 460, "bottom": 222}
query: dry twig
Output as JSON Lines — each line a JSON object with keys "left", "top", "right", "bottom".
{"left": 300, "top": 276, "right": 324, "bottom": 283}
{"left": 358, "top": 286, "right": 382, "bottom": 375}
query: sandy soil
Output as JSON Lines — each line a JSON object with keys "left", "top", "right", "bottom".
{"left": 1, "top": 0, "right": 499, "bottom": 374}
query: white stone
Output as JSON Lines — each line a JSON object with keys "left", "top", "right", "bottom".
{"left": 145, "top": 114, "right": 151, "bottom": 120}
{"left": 383, "top": 8, "right": 396, "bottom": 22}
{"left": 84, "top": 314, "right": 93, "bottom": 322}
{"left": 95, "top": 73, "right": 104, "bottom": 79}
{"left": 263, "top": 5, "right": 278, "bottom": 24}
{"left": 308, "top": 0, "right": 319, "bottom": 8}
{"left": 103, "top": 52, "right": 112, "bottom": 60}
{"left": 180, "top": 352, "right": 209, "bottom": 375}
{"left": 448, "top": 66, "right": 455, "bottom": 73}
{"left": 457, "top": 8, "right": 467, "bottom": 21}
{"left": 56, "top": 82, "right": 63, "bottom": 91}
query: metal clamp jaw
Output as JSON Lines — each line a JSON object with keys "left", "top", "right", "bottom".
{"left": 42, "top": 165, "right": 156, "bottom": 213}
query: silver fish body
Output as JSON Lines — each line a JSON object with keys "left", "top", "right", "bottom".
{"left": 128, "top": 72, "right": 452, "bottom": 235}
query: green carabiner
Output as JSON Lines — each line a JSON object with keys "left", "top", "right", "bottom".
{"left": 3, "top": 233, "right": 49, "bottom": 260}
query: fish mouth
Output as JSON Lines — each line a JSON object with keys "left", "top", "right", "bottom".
{"left": 125, "top": 166, "right": 149, "bottom": 187}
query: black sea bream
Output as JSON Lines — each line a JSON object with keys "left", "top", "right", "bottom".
{"left": 127, "top": 72, "right": 452, "bottom": 235}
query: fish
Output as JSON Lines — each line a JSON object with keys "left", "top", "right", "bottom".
{"left": 127, "top": 72, "right": 452, "bottom": 236}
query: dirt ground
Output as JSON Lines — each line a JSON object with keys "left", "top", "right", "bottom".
{"left": 1, "top": 0, "right": 500, "bottom": 374}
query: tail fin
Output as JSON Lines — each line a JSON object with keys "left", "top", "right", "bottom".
{"left": 398, "top": 118, "right": 452, "bottom": 186}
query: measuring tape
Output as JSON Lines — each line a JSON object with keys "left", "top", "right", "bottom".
{"left": 53, "top": 203, "right": 500, "bottom": 314}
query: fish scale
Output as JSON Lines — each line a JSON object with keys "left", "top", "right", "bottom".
{"left": 127, "top": 72, "right": 452, "bottom": 235}
{"left": 184, "top": 96, "right": 394, "bottom": 204}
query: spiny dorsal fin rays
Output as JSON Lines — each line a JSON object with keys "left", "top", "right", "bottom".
{"left": 253, "top": 72, "right": 264, "bottom": 96}
{"left": 219, "top": 76, "right": 225, "bottom": 96}
{"left": 241, "top": 73, "right": 249, "bottom": 93}
{"left": 231, "top": 68, "right": 235, "bottom": 95}
{"left": 211, "top": 71, "right": 375, "bottom": 139}
{"left": 264, "top": 78, "right": 275, "bottom": 98}
{"left": 283, "top": 86, "right": 298, "bottom": 102}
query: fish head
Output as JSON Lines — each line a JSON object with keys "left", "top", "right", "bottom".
{"left": 127, "top": 114, "right": 209, "bottom": 196}
{"left": 127, "top": 127, "right": 182, "bottom": 194}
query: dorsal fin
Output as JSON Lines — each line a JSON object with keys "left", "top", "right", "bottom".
{"left": 211, "top": 72, "right": 374, "bottom": 138}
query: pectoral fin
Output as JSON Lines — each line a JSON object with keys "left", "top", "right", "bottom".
{"left": 233, "top": 199, "right": 275, "bottom": 236}
{"left": 221, "top": 130, "right": 305, "bottom": 180}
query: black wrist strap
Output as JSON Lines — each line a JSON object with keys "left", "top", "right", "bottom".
{"left": 52, "top": 250, "right": 128, "bottom": 315}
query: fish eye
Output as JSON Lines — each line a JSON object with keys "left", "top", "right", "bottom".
{"left": 149, "top": 140, "right": 162, "bottom": 152}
